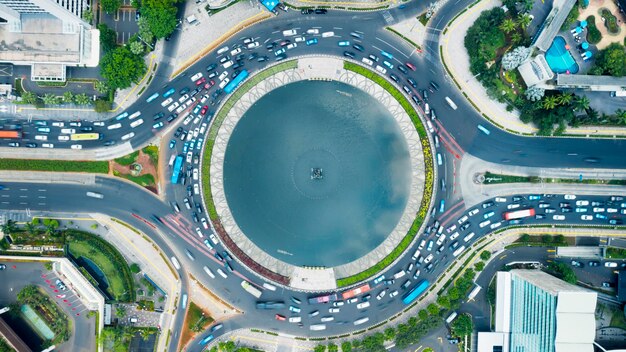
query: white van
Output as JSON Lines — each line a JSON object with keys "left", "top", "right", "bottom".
{"left": 58, "top": 135, "right": 70, "bottom": 141}
{"left": 288, "top": 316, "right": 302, "bottom": 323}
{"left": 130, "top": 119, "right": 144, "bottom": 128}
{"left": 108, "top": 123, "right": 122, "bottom": 130}
{"left": 217, "top": 46, "right": 229, "bottom": 55}
{"left": 222, "top": 60, "right": 234, "bottom": 69}
{"left": 321, "top": 31, "right": 334, "bottom": 38}
{"left": 121, "top": 132, "right": 135, "bottom": 141}
{"left": 61, "top": 128, "right": 76, "bottom": 134}
{"left": 35, "top": 135, "right": 47, "bottom": 141}
{"left": 282, "top": 29, "right": 297, "bottom": 36}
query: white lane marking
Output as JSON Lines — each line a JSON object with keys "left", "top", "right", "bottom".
{"left": 333, "top": 27, "right": 343, "bottom": 30}
{"left": 38, "top": 203, "right": 46, "bottom": 206}
{"left": 19, "top": 195, "right": 27, "bottom": 198}
{"left": 19, "top": 188, "right": 27, "bottom": 191}
{"left": 1, "top": 195, "right": 8, "bottom": 198}
{"left": 1, "top": 201, "right": 8, "bottom": 204}
{"left": 375, "top": 37, "right": 409, "bottom": 59}
{"left": 38, "top": 189, "right": 46, "bottom": 192}
{"left": 38, "top": 196, "right": 46, "bottom": 199}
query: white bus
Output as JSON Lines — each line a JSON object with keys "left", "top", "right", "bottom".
{"left": 445, "top": 311, "right": 458, "bottom": 324}
{"left": 171, "top": 256, "right": 181, "bottom": 270}
{"left": 354, "top": 317, "right": 369, "bottom": 326}
{"left": 241, "top": 281, "right": 263, "bottom": 298}
{"left": 445, "top": 96, "right": 458, "bottom": 110}
{"left": 467, "top": 285, "right": 482, "bottom": 301}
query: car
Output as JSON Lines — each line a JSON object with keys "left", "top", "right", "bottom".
{"left": 397, "top": 65, "right": 408, "bottom": 74}
{"left": 545, "top": 208, "right": 556, "bottom": 213}
{"left": 483, "top": 211, "right": 495, "bottom": 219}
{"left": 201, "top": 218, "right": 209, "bottom": 230}
{"left": 362, "top": 294, "right": 372, "bottom": 301}
{"left": 587, "top": 261, "right": 599, "bottom": 267}
{"left": 275, "top": 314, "right": 286, "bottom": 321}
{"left": 329, "top": 308, "right": 340, "bottom": 313}
{"left": 571, "top": 260, "right": 582, "bottom": 267}
{"left": 70, "top": 144, "right": 82, "bottom": 150}
{"left": 596, "top": 213, "right": 608, "bottom": 220}
{"left": 343, "top": 51, "right": 355, "bottom": 58}
{"left": 309, "top": 310, "right": 320, "bottom": 317}
{"left": 507, "top": 203, "right": 520, "bottom": 210}
{"left": 482, "top": 201, "right": 494, "bottom": 208}
{"left": 593, "top": 207, "right": 605, "bottom": 213}
{"left": 469, "top": 209, "right": 480, "bottom": 216}
{"left": 80, "top": 126, "right": 94, "bottom": 132}
{"left": 576, "top": 200, "right": 590, "bottom": 206}
{"left": 356, "top": 302, "right": 370, "bottom": 309}
{"left": 601, "top": 282, "right": 612, "bottom": 288}
{"left": 553, "top": 215, "right": 565, "bottom": 220}
{"left": 353, "top": 43, "right": 364, "bottom": 52}
{"left": 581, "top": 215, "right": 593, "bottom": 221}
{"left": 315, "top": 8, "right": 327, "bottom": 14}
{"left": 373, "top": 274, "right": 386, "bottom": 284}
{"left": 376, "top": 289, "right": 387, "bottom": 300}
{"left": 405, "top": 62, "right": 417, "bottom": 71}
{"left": 152, "top": 121, "right": 164, "bottom": 129}
{"left": 347, "top": 298, "right": 358, "bottom": 304}
{"left": 609, "top": 219, "right": 623, "bottom": 225}
{"left": 564, "top": 194, "right": 577, "bottom": 200}
{"left": 168, "top": 139, "right": 176, "bottom": 149}
{"left": 332, "top": 301, "right": 344, "bottom": 307}
{"left": 605, "top": 262, "right": 618, "bottom": 268}
{"left": 535, "top": 214, "right": 546, "bottom": 219}
{"left": 7, "top": 142, "right": 19, "bottom": 147}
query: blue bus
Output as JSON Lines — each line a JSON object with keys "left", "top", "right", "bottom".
{"left": 224, "top": 69, "right": 249, "bottom": 94}
{"left": 171, "top": 155, "right": 184, "bottom": 184}
{"left": 477, "top": 124, "right": 491, "bottom": 135}
{"left": 146, "top": 92, "right": 159, "bottom": 103}
{"left": 402, "top": 280, "right": 429, "bottom": 305}
{"left": 381, "top": 50, "right": 393, "bottom": 60}
{"left": 115, "top": 112, "right": 129, "bottom": 121}
{"left": 163, "top": 88, "right": 176, "bottom": 98}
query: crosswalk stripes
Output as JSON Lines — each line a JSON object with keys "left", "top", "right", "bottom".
{"left": 0, "top": 211, "right": 31, "bottom": 224}
{"left": 381, "top": 11, "right": 394, "bottom": 24}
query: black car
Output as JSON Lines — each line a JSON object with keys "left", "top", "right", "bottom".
{"left": 25, "top": 143, "right": 37, "bottom": 148}
{"left": 266, "top": 42, "right": 277, "bottom": 50}
{"left": 397, "top": 65, "right": 408, "bottom": 74}
{"left": 389, "top": 73, "right": 399, "bottom": 82}
{"left": 407, "top": 77, "right": 417, "bottom": 88}
{"left": 154, "top": 112, "right": 165, "bottom": 120}
{"left": 314, "top": 8, "right": 327, "bottom": 14}
{"left": 235, "top": 54, "right": 246, "bottom": 61}
{"left": 206, "top": 63, "right": 217, "bottom": 72}
{"left": 352, "top": 44, "right": 364, "bottom": 52}
{"left": 609, "top": 219, "right": 623, "bottom": 225}
{"left": 343, "top": 51, "right": 355, "bottom": 59}
{"left": 301, "top": 8, "right": 313, "bottom": 14}
{"left": 223, "top": 251, "right": 233, "bottom": 261}
{"left": 80, "top": 126, "right": 94, "bottom": 132}
{"left": 214, "top": 252, "right": 224, "bottom": 262}
{"left": 190, "top": 87, "right": 202, "bottom": 97}
{"left": 0, "top": 264, "right": 6, "bottom": 270}
{"left": 167, "top": 114, "right": 177, "bottom": 123}
{"left": 103, "top": 140, "right": 116, "bottom": 146}
{"left": 430, "top": 81, "right": 440, "bottom": 91}
{"left": 196, "top": 203, "right": 203, "bottom": 213}
{"left": 180, "top": 87, "right": 190, "bottom": 95}
{"left": 232, "top": 62, "right": 244, "bottom": 70}
{"left": 186, "top": 185, "right": 193, "bottom": 197}
{"left": 257, "top": 56, "right": 269, "bottom": 62}
{"left": 231, "top": 70, "right": 241, "bottom": 79}
{"left": 248, "top": 53, "right": 258, "bottom": 60}
{"left": 482, "top": 201, "right": 494, "bottom": 208}
{"left": 411, "top": 95, "right": 420, "bottom": 105}
{"left": 192, "top": 212, "right": 199, "bottom": 222}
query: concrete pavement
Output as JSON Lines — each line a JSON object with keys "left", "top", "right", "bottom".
{"left": 439, "top": 0, "right": 626, "bottom": 137}
{"left": 458, "top": 154, "right": 626, "bottom": 208}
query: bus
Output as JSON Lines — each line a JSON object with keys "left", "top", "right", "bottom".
{"left": 241, "top": 280, "right": 263, "bottom": 298}
{"left": 342, "top": 284, "right": 370, "bottom": 300}
{"left": 308, "top": 293, "right": 338, "bottom": 305}
{"left": 380, "top": 50, "right": 393, "bottom": 60}
{"left": 146, "top": 92, "right": 159, "bottom": 103}
{"left": 445, "top": 96, "right": 458, "bottom": 110}
{"left": 115, "top": 112, "right": 129, "bottom": 121}
{"left": 86, "top": 191, "right": 104, "bottom": 199}
{"left": 477, "top": 124, "right": 491, "bottom": 135}
{"left": 224, "top": 69, "right": 249, "bottom": 94}
{"left": 353, "top": 317, "right": 369, "bottom": 326}
{"left": 71, "top": 133, "right": 101, "bottom": 141}
{"left": 452, "top": 245, "right": 465, "bottom": 257}
{"left": 171, "top": 155, "right": 184, "bottom": 184}
{"left": 503, "top": 208, "right": 535, "bottom": 220}
{"left": 256, "top": 301, "right": 285, "bottom": 309}
{"left": 0, "top": 130, "right": 21, "bottom": 139}
{"left": 467, "top": 284, "right": 482, "bottom": 301}
{"left": 171, "top": 256, "right": 181, "bottom": 270}
{"left": 402, "top": 280, "right": 429, "bottom": 305}
{"left": 445, "top": 311, "right": 458, "bottom": 324}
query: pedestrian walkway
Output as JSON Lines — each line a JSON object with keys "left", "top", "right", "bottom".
{"left": 458, "top": 154, "right": 626, "bottom": 207}
{"left": 440, "top": 0, "right": 626, "bottom": 136}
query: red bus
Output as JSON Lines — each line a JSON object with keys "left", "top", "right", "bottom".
{"left": 308, "top": 293, "right": 338, "bottom": 305}
{"left": 0, "top": 130, "right": 21, "bottom": 139}
{"left": 342, "top": 284, "right": 371, "bottom": 300}
{"left": 503, "top": 208, "right": 535, "bottom": 220}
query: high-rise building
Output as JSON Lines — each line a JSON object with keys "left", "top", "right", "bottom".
{"left": 478, "top": 269, "right": 597, "bottom": 352}
{"left": 0, "top": 0, "right": 99, "bottom": 81}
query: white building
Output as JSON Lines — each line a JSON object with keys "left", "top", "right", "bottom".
{"left": 0, "top": 0, "right": 100, "bottom": 81}
{"left": 478, "top": 269, "right": 597, "bottom": 352}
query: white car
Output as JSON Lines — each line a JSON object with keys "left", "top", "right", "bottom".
{"left": 320, "top": 316, "right": 334, "bottom": 322}
{"left": 495, "top": 197, "right": 506, "bottom": 203}
{"left": 479, "top": 220, "right": 491, "bottom": 228}
{"left": 389, "top": 290, "right": 399, "bottom": 298}
{"left": 306, "top": 28, "right": 319, "bottom": 34}
{"left": 294, "top": 36, "right": 305, "bottom": 43}
{"left": 193, "top": 127, "right": 200, "bottom": 138}
{"left": 581, "top": 215, "right": 593, "bottom": 221}
{"left": 230, "top": 47, "right": 242, "bottom": 56}
{"left": 376, "top": 289, "right": 387, "bottom": 300}
{"left": 356, "top": 302, "right": 370, "bottom": 309}
{"left": 209, "top": 233, "right": 218, "bottom": 244}
{"left": 191, "top": 72, "right": 203, "bottom": 81}
{"left": 457, "top": 215, "right": 469, "bottom": 224}
{"left": 219, "top": 78, "right": 230, "bottom": 89}
{"left": 286, "top": 43, "right": 297, "bottom": 50}
{"left": 361, "top": 57, "right": 373, "bottom": 66}
{"left": 564, "top": 194, "right": 577, "bottom": 200}
{"left": 193, "top": 168, "right": 199, "bottom": 180}
{"left": 186, "top": 151, "right": 193, "bottom": 163}
{"left": 58, "top": 135, "right": 70, "bottom": 141}
{"left": 42, "top": 143, "right": 54, "bottom": 148}
{"left": 218, "top": 71, "right": 228, "bottom": 81}
{"left": 418, "top": 239, "right": 426, "bottom": 250}
{"left": 576, "top": 200, "right": 589, "bottom": 206}
{"left": 605, "top": 262, "right": 618, "bottom": 268}
{"left": 553, "top": 215, "right": 565, "bottom": 220}
{"left": 161, "top": 97, "right": 173, "bottom": 107}
{"left": 193, "top": 183, "right": 200, "bottom": 195}
{"left": 246, "top": 42, "right": 260, "bottom": 49}
{"left": 282, "top": 29, "right": 297, "bottom": 36}
{"left": 468, "top": 209, "right": 480, "bottom": 216}
{"left": 183, "top": 115, "right": 193, "bottom": 125}
{"left": 203, "top": 218, "right": 211, "bottom": 231}
{"left": 71, "top": 144, "right": 82, "bottom": 150}
{"left": 593, "top": 207, "right": 605, "bottom": 213}
{"left": 200, "top": 123, "right": 208, "bottom": 134}
{"left": 507, "top": 203, "right": 520, "bottom": 210}
{"left": 329, "top": 308, "right": 340, "bottom": 313}
{"left": 195, "top": 227, "right": 203, "bottom": 237}
{"left": 489, "top": 222, "right": 502, "bottom": 229}
{"left": 347, "top": 298, "right": 358, "bottom": 304}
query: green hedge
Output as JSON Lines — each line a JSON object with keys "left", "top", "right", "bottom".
{"left": 586, "top": 16, "right": 602, "bottom": 44}
{"left": 0, "top": 159, "right": 109, "bottom": 173}
{"left": 336, "top": 62, "right": 434, "bottom": 287}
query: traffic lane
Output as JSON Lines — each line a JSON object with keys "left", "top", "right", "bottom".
{"left": 553, "top": 256, "right": 624, "bottom": 287}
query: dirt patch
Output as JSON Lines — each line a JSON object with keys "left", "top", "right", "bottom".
{"left": 110, "top": 150, "right": 159, "bottom": 194}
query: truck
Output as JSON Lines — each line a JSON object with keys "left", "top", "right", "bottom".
{"left": 342, "top": 284, "right": 370, "bottom": 300}
{"left": 308, "top": 293, "right": 338, "bottom": 305}
{"left": 610, "top": 91, "right": 626, "bottom": 97}
{"left": 0, "top": 130, "right": 21, "bottom": 139}
{"left": 503, "top": 208, "right": 535, "bottom": 220}
{"left": 256, "top": 301, "right": 286, "bottom": 310}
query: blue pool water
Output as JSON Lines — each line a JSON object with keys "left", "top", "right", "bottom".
{"left": 545, "top": 36, "right": 579, "bottom": 74}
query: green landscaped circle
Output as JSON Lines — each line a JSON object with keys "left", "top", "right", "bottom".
{"left": 201, "top": 58, "right": 434, "bottom": 288}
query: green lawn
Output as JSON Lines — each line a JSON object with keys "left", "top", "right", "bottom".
{"left": 186, "top": 302, "right": 213, "bottom": 332}
{"left": 0, "top": 159, "right": 108, "bottom": 173}
{"left": 66, "top": 232, "right": 134, "bottom": 301}
{"left": 142, "top": 146, "right": 159, "bottom": 166}
{"left": 114, "top": 171, "right": 155, "bottom": 187}
{"left": 114, "top": 151, "right": 139, "bottom": 166}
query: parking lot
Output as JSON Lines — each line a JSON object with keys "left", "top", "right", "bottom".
{"left": 0, "top": 260, "right": 96, "bottom": 352}
{"left": 116, "top": 302, "right": 163, "bottom": 328}
{"left": 100, "top": 5, "right": 139, "bottom": 44}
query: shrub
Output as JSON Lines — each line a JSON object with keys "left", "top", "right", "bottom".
{"left": 480, "top": 250, "right": 491, "bottom": 261}
{"left": 586, "top": 16, "right": 603, "bottom": 44}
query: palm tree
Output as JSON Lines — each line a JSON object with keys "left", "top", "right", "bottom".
{"left": 1, "top": 219, "right": 16, "bottom": 235}
{"left": 517, "top": 14, "right": 532, "bottom": 30}
{"left": 615, "top": 109, "right": 626, "bottom": 124}
{"left": 511, "top": 32, "right": 522, "bottom": 44}
{"left": 556, "top": 93, "right": 573, "bottom": 106}
{"left": 499, "top": 18, "right": 516, "bottom": 34}
{"left": 573, "top": 95, "right": 591, "bottom": 112}
{"left": 543, "top": 95, "right": 558, "bottom": 110}
{"left": 25, "top": 222, "right": 37, "bottom": 236}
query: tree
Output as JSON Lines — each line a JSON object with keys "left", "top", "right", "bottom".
{"left": 42, "top": 93, "right": 59, "bottom": 105}
{"left": 341, "top": 341, "right": 352, "bottom": 352}
{"left": 130, "top": 263, "right": 141, "bottom": 274}
{"left": 129, "top": 41, "right": 145, "bottom": 55}
{"left": 542, "top": 95, "right": 558, "bottom": 110}
{"left": 573, "top": 95, "right": 590, "bottom": 112}
{"left": 437, "top": 295, "right": 451, "bottom": 309}
{"left": 137, "top": 18, "right": 155, "bottom": 44}
{"left": 475, "top": 261, "right": 486, "bottom": 271}
{"left": 541, "top": 234, "right": 553, "bottom": 243}
{"left": 451, "top": 314, "right": 474, "bottom": 337}
{"left": 480, "top": 250, "right": 492, "bottom": 261}
{"left": 327, "top": 343, "right": 338, "bottom": 352}
{"left": 94, "top": 81, "right": 109, "bottom": 94}
{"left": 82, "top": 9, "right": 94, "bottom": 24}
{"left": 94, "top": 99, "right": 113, "bottom": 112}
{"left": 100, "top": 45, "right": 147, "bottom": 90}
{"left": 517, "top": 13, "right": 532, "bottom": 29}
{"left": 501, "top": 46, "right": 530, "bottom": 70}
{"left": 21, "top": 91, "right": 38, "bottom": 104}
{"left": 142, "top": 0, "right": 178, "bottom": 39}
{"left": 556, "top": 93, "right": 573, "bottom": 106}
{"left": 383, "top": 327, "right": 396, "bottom": 340}
{"left": 499, "top": 18, "right": 516, "bottom": 33}
{"left": 426, "top": 303, "right": 440, "bottom": 316}
{"left": 98, "top": 24, "right": 118, "bottom": 54}
{"left": 74, "top": 93, "right": 91, "bottom": 105}
{"left": 548, "top": 262, "right": 577, "bottom": 284}
{"left": 418, "top": 309, "right": 429, "bottom": 320}
{"left": 62, "top": 91, "right": 74, "bottom": 104}
{"left": 25, "top": 222, "right": 37, "bottom": 235}
{"left": 447, "top": 286, "right": 460, "bottom": 301}
{"left": 592, "top": 43, "right": 626, "bottom": 76}
{"left": 525, "top": 86, "right": 545, "bottom": 101}
{"left": 520, "top": 233, "right": 530, "bottom": 242}
{"left": 314, "top": 345, "right": 326, "bottom": 352}
{"left": 116, "top": 305, "right": 127, "bottom": 318}
{"left": 101, "top": 0, "right": 122, "bottom": 13}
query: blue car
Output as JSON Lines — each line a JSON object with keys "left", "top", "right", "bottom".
{"left": 146, "top": 93, "right": 159, "bottom": 103}
{"left": 381, "top": 50, "right": 393, "bottom": 60}
{"left": 152, "top": 121, "right": 164, "bottom": 129}
{"left": 338, "top": 40, "right": 350, "bottom": 47}
{"left": 162, "top": 88, "right": 175, "bottom": 98}
{"left": 306, "top": 38, "right": 318, "bottom": 46}
{"left": 169, "top": 139, "right": 176, "bottom": 149}
{"left": 199, "top": 334, "right": 214, "bottom": 346}
{"left": 193, "top": 105, "right": 202, "bottom": 114}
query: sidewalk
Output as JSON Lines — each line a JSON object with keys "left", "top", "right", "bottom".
{"left": 458, "top": 154, "right": 626, "bottom": 207}
{"left": 440, "top": 0, "right": 626, "bottom": 137}
{"left": 283, "top": 0, "right": 397, "bottom": 10}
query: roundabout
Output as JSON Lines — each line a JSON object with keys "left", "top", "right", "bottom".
{"left": 203, "top": 57, "right": 434, "bottom": 290}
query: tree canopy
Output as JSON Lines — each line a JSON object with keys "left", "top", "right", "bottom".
{"left": 98, "top": 23, "right": 118, "bottom": 53}
{"left": 101, "top": 0, "right": 122, "bottom": 14}
{"left": 141, "top": 0, "right": 178, "bottom": 39}
{"left": 590, "top": 43, "right": 626, "bottom": 77}
{"left": 100, "top": 45, "right": 147, "bottom": 90}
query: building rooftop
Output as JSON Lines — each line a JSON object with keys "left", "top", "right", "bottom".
{"left": 477, "top": 332, "right": 508, "bottom": 352}
{"left": 534, "top": 0, "right": 577, "bottom": 52}
{"left": 511, "top": 269, "right": 589, "bottom": 295}
{"left": 518, "top": 54, "right": 555, "bottom": 87}
{"left": 618, "top": 271, "right": 626, "bottom": 302}
{"left": 557, "top": 73, "right": 626, "bottom": 91}
{"left": 0, "top": 316, "right": 32, "bottom": 352}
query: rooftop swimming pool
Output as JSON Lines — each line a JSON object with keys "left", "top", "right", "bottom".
{"left": 545, "top": 36, "right": 579, "bottom": 74}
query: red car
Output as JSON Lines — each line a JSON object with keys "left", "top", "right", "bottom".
{"left": 405, "top": 62, "right": 417, "bottom": 71}
{"left": 204, "top": 80, "right": 215, "bottom": 89}
{"left": 195, "top": 77, "right": 207, "bottom": 86}
{"left": 200, "top": 105, "right": 208, "bottom": 115}
{"left": 275, "top": 314, "right": 286, "bottom": 321}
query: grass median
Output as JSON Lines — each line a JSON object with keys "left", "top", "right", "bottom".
{"left": 0, "top": 159, "right": 109, "bottom": 173}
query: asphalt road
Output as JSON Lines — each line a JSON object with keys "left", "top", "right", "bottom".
{"left": 0, "top": 261, "right": 95, "bottom": 352}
